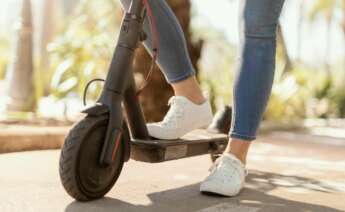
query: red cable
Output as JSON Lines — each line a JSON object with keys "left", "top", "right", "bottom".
{"left": 111, "top": 130, "right": 123, "bottom": 162}
{"left": 136, "top": 0, "right": 159, "bottom": 97}
{"left": 113, "top": 1, "right": 158, "bottom": 160}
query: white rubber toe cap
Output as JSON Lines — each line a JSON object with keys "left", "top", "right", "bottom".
{"left": 146, "top": 96, "right": 213, "bottom": 140}
{"left": 200, "top": 153, "right": 247, "bottom": 197}
{"left": 147, "top": 123, "right": 180, "bottom": 140}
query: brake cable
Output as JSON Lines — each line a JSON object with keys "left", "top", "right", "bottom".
{"left": 83, "top": 78, "right": 105, "bottom": 106}
{"left": 135, "top": 0, "right": 159, "bottom": 97}
{"left": 83, "top": 0, "right": 159, "bottom": 106}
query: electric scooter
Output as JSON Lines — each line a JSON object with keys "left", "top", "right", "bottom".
{"left": 59, "top": 0, "right": 230, "bottom": 201}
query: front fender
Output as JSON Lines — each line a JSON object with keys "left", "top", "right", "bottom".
{"left": 81, "top": 103, "right": 109, "bottom": 116}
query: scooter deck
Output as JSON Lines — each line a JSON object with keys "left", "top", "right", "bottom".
{"left": 130, "top": 129, "right": 228, "bottom": 163}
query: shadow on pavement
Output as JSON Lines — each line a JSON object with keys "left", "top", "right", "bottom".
{"left": 246, "top": 169, "right": 342, "bottom": 193}
{"left": 65, "top": 170, "right": 343, "bottom": 212}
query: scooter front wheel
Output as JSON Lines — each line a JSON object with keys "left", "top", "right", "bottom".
{"left": 59, "top": 115, "right": 127, "bottom": 201}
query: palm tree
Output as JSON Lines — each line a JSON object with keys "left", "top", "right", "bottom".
{"left": 5, "top": 0, "right": 35, "bottom": 112}
{"left": 309, "top": 0, "right": 339, "bottom": 75}
{"left": 134, "top": 0, "right": 202, "bottom": 122}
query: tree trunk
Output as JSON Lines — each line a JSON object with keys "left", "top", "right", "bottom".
{"left": 325, "top": 15, "right": 332, "bottom": 76}
{"left": 5, "top": 0, "right": 35, "bottom": 112}
{"left": 133, "top": 0, "right": 202, "bottom": 122}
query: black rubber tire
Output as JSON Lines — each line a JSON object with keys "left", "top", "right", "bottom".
{"left": 59, "top": 115, "right": 126, "bottom": 201}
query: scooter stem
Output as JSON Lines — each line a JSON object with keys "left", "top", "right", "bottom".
{"left": 98, "top": 0, "right": 147, "bottom": 165}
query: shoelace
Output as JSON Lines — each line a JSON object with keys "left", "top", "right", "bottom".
{"left": 209, "top": 156, "right": 249, "bottom": 177}
{"left": 209, "top": 157, "right": 222, "bottom": 172}
{"left": 161, "top": 97, "right": 186, "bottom": 128}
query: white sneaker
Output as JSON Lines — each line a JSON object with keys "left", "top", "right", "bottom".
{"left": 146, "top": 96, "right": 213, "bottom": 140}
{"left": 200, "top": 153, "right": 247, "bottom": 197}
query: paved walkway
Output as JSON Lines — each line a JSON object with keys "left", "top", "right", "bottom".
{"left": 0, "top": 133, "right": 344, "bottom": 212}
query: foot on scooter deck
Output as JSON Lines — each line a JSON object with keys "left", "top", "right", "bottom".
{"left": 130, "top": 129, "right": 228, "bottom": 163}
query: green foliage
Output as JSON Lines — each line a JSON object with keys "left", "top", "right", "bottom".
{"left": 309, "top": 0, "right": 338, "bottom": 21}
{"left": 201, "top": 45, "right": 345, "bottom": 121}
{"left": 266, "top": 66, "right": 345, "bottom": 120}
{"left": 330, "top": 88, "right": 345, "bottom": 117}
{"left": 45, "top": 0, "right": 345, "bottom": 122}
{"left": 313, "top": 73, "right": 332, "bottom": 100}
{"left": 199, "top": 42, "right": 236, "bottom": 111}
{"left": 265, "top": 67, "right": 311, "bottom": 121}
{"left": 324, "top": 71, "right": 345, "bottom": 118}
{"left": 48, "top": 0, "right": 121, "bottom": 99}
{"left": 195, "top": 27, "right": 237, "bottom": 111}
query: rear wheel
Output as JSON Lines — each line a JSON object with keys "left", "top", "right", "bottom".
{"left": 59, "top": 115, "right": 128, "bottom": 201}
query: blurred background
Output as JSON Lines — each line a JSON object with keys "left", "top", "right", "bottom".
{"left": 0, "top": 0, "right": 345, "bottom": 130}
{"left": 1, "top": 1, "right": 345, "bottom": 211}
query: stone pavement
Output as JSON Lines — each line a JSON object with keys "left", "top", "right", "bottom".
{"left": 0, "top": 133, "right": 344, "bottom": 212}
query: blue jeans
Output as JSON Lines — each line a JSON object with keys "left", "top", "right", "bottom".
{"left": 120, "top": 0, "right": 285, "bottom": 141}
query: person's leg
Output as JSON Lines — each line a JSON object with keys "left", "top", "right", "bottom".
{"left": 119, "top": 0, "right": 205, "bottom": 104}
{"left": 226, "top": 0, "right": 285, "bottom": 164}
{"left": 119, "top": 0, "right": 211, "bottom": 139}
{"left": 200, "top": 0, "right": 285, "bottom": 197}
